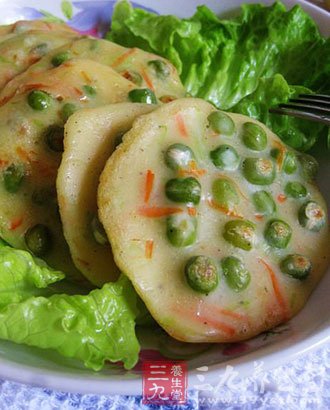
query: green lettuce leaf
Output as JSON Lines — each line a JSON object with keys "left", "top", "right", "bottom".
{"left": 0, "top": 242, "right": 142, "bottom": 369}
{"left": 0, "top": 244, "right": 64, "bottom": 306}
{"left": 0, "top": 273, "right": 140, "bottom": 370}
{"left": 108, "top": 1, "right": 329, "bottom": 151}
{"left": 232, "top": 74, "right": 326, "bottom": 151}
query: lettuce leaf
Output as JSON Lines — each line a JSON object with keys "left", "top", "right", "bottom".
{"left": 232, "top": 74, "right": 326, "bottom": 151}
{"left": 0, "top": 244, "right": 140, "bottom": 370}
{"left": 0, "top": 244, "right": 64, "bottom": 306}
{"left": 108, "top": 1, "right": 329, "bottom": 151}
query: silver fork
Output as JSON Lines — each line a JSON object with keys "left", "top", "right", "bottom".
{"left": 269, "top": 93, "right": 330, "bottom": 126}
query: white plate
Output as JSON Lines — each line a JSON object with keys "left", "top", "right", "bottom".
{"left": 0, "top": 0, "right": 328, "bottom": 395}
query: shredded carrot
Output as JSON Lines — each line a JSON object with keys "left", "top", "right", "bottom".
{"left": 111, "top": 49, "right": 136, "bottom": 68}
{"left": 9, "top": 216, "right": 23, "bottom": 230}
{"left": 277, "top": 193, "right": 287, "bottom": 203}
{"left": 80, "top": 70, "right": 92, "bottom": 84}
{"left": 258, "top": 258, "right": 289, "bottom": 320}
{"left": 255, "top": 214, "right": 264, "bottom": 221}
{"left": 141, "top": 67, "right": 154, "bottom": 91}
{"left": 178, "top": 160, "right": 206, "bottom": 177}
{"left": 0, "top": 94, "right": 13, "bottom": 107}
{"left": 159, "top": 95, "right": 176, "bottom": 104}
{"left": 175, "top": 113, "right": 188, "bottom": 138}
{"left": 138, "top": 206, "right": 183, "bottom": 217}
{"left": 0, "top": 159, "right": 9, "bottom": 168}
{"left": 202, "top": 304, "right": 247, "bottom": 321}
{"left": 144, "top": 170, "right": 155, "bottom": 204}
{"left": 172, "top": 305, "right": 236, "bottom": 337}
{"left": 145, "top": 240, "right": 154, "bottom": 259}
{"left": 187, "top": 206, "right": 197, "bottom": 216}
{"left": 207, "top": 199, "right": 243, "bottom": 219}
{"left": 73, "top": 86, "right": 83, "bottom": 96}
{"left": 16, "top": 147, "right": 32, "bottom": 162}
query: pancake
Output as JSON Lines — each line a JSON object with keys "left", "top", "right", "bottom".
{"left": 0, "top": 20, "right": 75, "bottom": 37}
{"left": 57, "top": 103, "right": 155, "bottom": 285}
{"left": 0, "top": 59, "right": 139, "bottom": 282}
{"left": 0, "top": 36, "right": 185, "bottom": 104}
{"left": 0, "top": 30, "right": 78, "bottom": 90}
{"left": 98, "top": 98, "right": 329, "bottom": 342}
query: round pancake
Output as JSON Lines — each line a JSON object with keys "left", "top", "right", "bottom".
{"left": 0, "top": 37, "right": 185, "bottom": 104}
{"left": 0, "top": 30, "right": 78, "bottom": 90}
{"left": 98, "top": 98, "right": 329, "bottom": 343}
{"left": 57, "top": 103, "right": 155, "bottom": 285}
{"left": 0, "top": 59, "right": 139, "bottom": 282}
{"left": 0, "top": 20, "right": 75, "bottom": 37}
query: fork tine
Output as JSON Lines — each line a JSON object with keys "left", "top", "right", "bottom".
{"left": 279, "top": 102, "right": 330, "bottom": 114}
{"left": 269, "top": 107, "right": 330, "bottom": 126}
{"left": 289, "top": 98, "right": 330, "bottom": 108}
{"left": 298, "top": 93, "right": 330, "bottom": 102}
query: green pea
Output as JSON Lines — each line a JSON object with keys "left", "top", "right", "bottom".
{"left": 61, "top": 103, "right": 77, "bottom": 122}
{"left": 3, "top": 163, "right": 25, "bottom": 193}
{"left": 166, "top": 213, "right": 197, "bottom": 247}
{"left": 31, "top": 43, "right": 48, "bottom": 56}
{"left": 91, "top": 215, "right": 108, "bottom": 245}
{"left": 221, "top": 256, "right": 251, "bottom": 292}
{"left": 51, "top": 51, "right": 70, "bottom": 67}
{"left": 148, "top": 60, "right": 170, "bottom": 79}
{"left": 44, "top": 125, "right": 64, "bottom": 152}
{"left": 298, "top": 201, "right": 326, "bottom": 232}
{"left": 282, "top": 151, "right": 297, "bottom": 174}
{"left": 27, "top": 90, "right": 52, "bottom": 111}
{"left": 25, "top": 224, "right": 52, "bottom": 256}
{"left": 242, "top": 157, "right": 276, "bottom": 185}
{"left": 223, "top": 220, "right": 256, "bottom": 251}
{"left": 128, "top": 88, "right": 157, "bottom": 104}
{"left": 270, "top": 148, "right": 280, "bottom": 159}
{"left": 82, "top": 85, "right": 97, "bottom": 97}
{"left": 165, "top": 177, "right": 201, "bottom": 205}
{"left": 123, "top": 70, "right": 143, "bottom": 86}
{"left": 212, "top": 178, "right": 239, "bottom": 209}
{"left": 252, "top": 190, "right": 276, "bottom": 216}
{"left": 164, "top": 143, "right": 195, "bottom": 171}
{"left": 284, "top": 182, "right": 307, "bottom": 199}
{"left": 280, "top": 254, "right": 311, "bottom": 280}
{"left": 242, "top": 122, "right": 267, "bottom": 151}
{"left": 210, "top": 144, "right": 240, "bottom": 171}
{"left": 207, "top": 111, "right": 235, "bottom": 136}
{"left": 264, "top": 219, "right": 292, "bottom": 249}
{"left": 185, "top": 255, "right": 219, "bottom": 294}
{"left": 298, "top": 154, "right": 319, "bottom": 181}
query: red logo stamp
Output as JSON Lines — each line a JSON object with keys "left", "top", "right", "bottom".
{"left": 142, "top": 361, "right": 187, "bottom": 405}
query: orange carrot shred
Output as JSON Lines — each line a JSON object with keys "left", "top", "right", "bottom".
{"left": 277, "top": 193, "right": 287, "bottom": 203}
{"left": 176, "top": 113, "right": 188, "bottom": 138}
{"left": 138, "top": 206, "right": 183, "bottom": 217}
{"left": 258, "top": 258, "right": 289, "bottom": 320}
{"left": 16, "top": 147, "right": 31, "bottom": 162}
{"left": 111, "top": 48, "right": 136, "bottom": 68}
{"left": 255, "top": 214, "right": 264, "bottom": 221}
{"left": 144, "top": 170, "right": 155, "bottom": 204}
{"left": 207, "top": 199, "right": 243, "bottom": 219}
{"left": 9, "top": 217, "right": 23, "bottom": 230}
{"left": 141, "top": 67, "right": 154, "bottom": 91}
{"left": 145, "top": 240, "right": 154, "bottom": 259}
{"left": 172, "top": 305, "right": 236, "bottom": 336}
{"left": 81, "top": 71, "right": 92, "bottom": 83}
{"left": 179, "top": 168, "right": 206, "bottom": 177}
{"left": 187, "top": 206, "right": 197, "bottom": 216}
{"left": 0, "top": 159, "right": 9, "bottom": 168}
